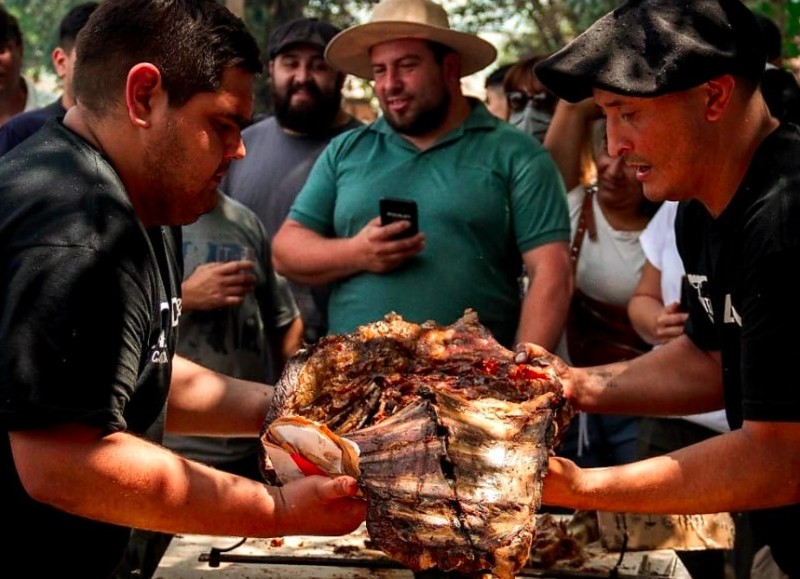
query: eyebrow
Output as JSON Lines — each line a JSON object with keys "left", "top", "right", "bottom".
{"left": 598, "top": 98, "right": 626, "bottom": 109}
{"left": 222, "top": 112, "right": 252, "bottom": 130}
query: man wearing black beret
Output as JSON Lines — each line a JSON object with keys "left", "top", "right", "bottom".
{"left": 519, "top": 1, "right": 800, "bottom": 576}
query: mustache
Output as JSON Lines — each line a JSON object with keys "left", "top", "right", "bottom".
{"left": 624, "top": 154, "right": 650, "bottom": 166}
{"left": 287, "top": 81, "right": 323, "bottom": 100}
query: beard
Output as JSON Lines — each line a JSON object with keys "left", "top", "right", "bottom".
{"left": 382, "top": 90, "right": 451, "bottom": 137}
{"left": 273, "top": 79, "right": 343, "bottom": 136}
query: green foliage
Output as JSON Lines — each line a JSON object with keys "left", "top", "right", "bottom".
{"left": 6, "top": 0, "right": 799, "bottom": 93}
{"left": 3, "top": 0, "right": 88, "bottom": 81}
{"left": 750, "top": 0, "right": 800, "bottom": 58}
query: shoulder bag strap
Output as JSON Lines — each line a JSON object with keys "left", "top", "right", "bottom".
{"left": 569, "top": 185, "right": 598, "bottom": 273}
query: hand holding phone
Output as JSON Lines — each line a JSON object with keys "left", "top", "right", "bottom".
{"left": 380, "top": 198, "right": 419, "bottom": 239}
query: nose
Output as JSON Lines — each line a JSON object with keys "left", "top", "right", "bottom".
{"left": 294, "top": 63, "right": 312, "bottom": 84}
{"left": 228, "top": 135, "right": 246, "bottom": 161}
{"left": 379, "top": 66, "right": 402, "bottom": 93}
{"left": 604, "top": 119, "right": 632, "bottom": 158}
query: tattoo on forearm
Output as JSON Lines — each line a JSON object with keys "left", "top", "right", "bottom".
{"left": 590, "top": 368, "right": 617, "bottom": 390}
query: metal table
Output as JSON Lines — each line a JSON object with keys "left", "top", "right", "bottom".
{"left": 154, "top": 523, "right": 693, "bottom": 579}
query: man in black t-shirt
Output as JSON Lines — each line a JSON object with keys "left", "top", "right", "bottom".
{"left": 0, "top": 2, "right": 364, "bottom": 577}
{"left": 520, "top": 1, "right": 800, "bottom": 577}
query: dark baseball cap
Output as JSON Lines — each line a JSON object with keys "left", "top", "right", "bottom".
{"left": 535, "top": 0, "right": 767, "bottom": 103}
{"left": 268, "top": 18, "right": 341, "bottom": 60}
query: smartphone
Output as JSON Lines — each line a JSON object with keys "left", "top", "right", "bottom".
{"left": 380, "top": 198, "right": 419, "bottom": 239}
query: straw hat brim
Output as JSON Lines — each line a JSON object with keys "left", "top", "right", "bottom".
{"left": 324, "top": 21, "right": 497, "bottom": 79}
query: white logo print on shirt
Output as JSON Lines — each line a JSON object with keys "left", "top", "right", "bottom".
{"left": 686, "top": 273, "right": 740, "bottom": 327}
{"left": 152, "top": 298, "right": 182, "bottom": 364}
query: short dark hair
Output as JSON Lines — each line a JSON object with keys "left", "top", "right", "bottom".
{"left": 59, "top": 2, "right": 99, "bottom": 52}
{"left": 0, "top": 4, "right": 22, "bottom": 46}
{"left": 428, "top": 40, "right": 456, "bottom": 66}
{"left": 73, "top": 0, "right": 263, "bottom": 114}
{"left": 485, "top": 63, "right": 512, "bottom": 89}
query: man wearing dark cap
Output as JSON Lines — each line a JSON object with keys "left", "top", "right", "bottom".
{"left": 518, "top": 0, "right": 800, "bottom": 576}
{"left": 222, "top": 17, "right": 362, "bottom": 345}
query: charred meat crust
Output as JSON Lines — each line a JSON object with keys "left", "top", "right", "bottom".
{"left": 260, "top": 310, "right": 573, "bottom": 578}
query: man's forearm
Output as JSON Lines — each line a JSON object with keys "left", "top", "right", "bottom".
{"left": 167, "top": 355, "right": 273, "bottom": 436}
{"left": 517, "top": 276, "right": 570, "bottom": 351}
{"left": 272, "top": 221, "right": 362, "bottom": 285}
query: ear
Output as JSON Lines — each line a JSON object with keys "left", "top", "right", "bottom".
{"left": 125, "top": 63, "right": 164, "bottom": 128}
{"left": 704, "top": 75, "right": 735, "bottom": 122}
{"left": 51, "top": 47, "right": 69, "bottom": 79}
{"left": 443, "top": 52, "right": 462, "bottom": 84}
{"left": 268, "top": 60, "right": 275, "bottom": 79}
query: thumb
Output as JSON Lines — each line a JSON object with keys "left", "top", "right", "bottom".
{"left": 320, "top": 476, "right": 361, "bottom": 500}
{"left": 515, "top": 342, "right": 549, "bottom": 363}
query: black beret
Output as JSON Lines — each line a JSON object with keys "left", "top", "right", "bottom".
{"left": 535, "top": 0, "right": 767, "bottom": 103}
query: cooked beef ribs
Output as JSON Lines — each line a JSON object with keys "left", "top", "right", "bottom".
{"left": 260, "top": 310, "right": 573, "bottom": 578}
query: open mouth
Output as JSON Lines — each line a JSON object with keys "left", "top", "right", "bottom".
{"left": 634, "top": 165, "right": 652, "bottom": 180}
{"left": 386, "top": 95, "right": 410, "bottom": 113}
{"left": 624, "top": 156, "right": 652, "bottom": 181}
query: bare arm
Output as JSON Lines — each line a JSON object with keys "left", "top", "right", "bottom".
{"left": 543, "top": 98, "right": 601, "bottom": 191}
{"left": 542, "top": 420, "right": 800, "bottom": 514}
{"left": 279, "top": 316, "right": 304, "bottom": 361}
{"left": 270, "top": 316, "right": 304, "bottom": 379}
{"left": 164, "top": 354, "right": 272, "bottom": 436}
{"left": 10, "top": 423, "right": 365, "bottom": 538}
{"left": 518, "top": 334, "right": 723, "bottom": 418}
{"left": 516, "top": 241, "right": 573, "bottom": 351}
{"left": 272, "top": 218, "right": 425, "bottom": 286}
{"left": 628, "top": 260, "right": 688, "bottom": 345}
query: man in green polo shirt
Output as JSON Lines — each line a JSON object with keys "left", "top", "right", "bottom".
{"left": 272, "top": 0, "right": 571, "bottom": 349}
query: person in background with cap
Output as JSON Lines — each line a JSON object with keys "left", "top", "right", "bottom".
{"left": 221, "top": 17, "right": 362, "bottom": 345}
{"left": 516, "top": 0, "right": 800, "bottom": 576}
{"left": 0, "top": 2, "right": 98, "bottom": 156}
{"left": 272, "top": 0, "right": 572, "bottom": 351}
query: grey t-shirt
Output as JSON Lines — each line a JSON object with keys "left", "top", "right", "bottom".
{"left": 163, "top": 193, "right": 298, "bottom": 464}
{"left": 221, "top": 115, "right": 362, "bottom": 342}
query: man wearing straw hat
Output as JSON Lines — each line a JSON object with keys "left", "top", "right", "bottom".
{"left": 272, "top": 0, "right": 572, "bottom": 351}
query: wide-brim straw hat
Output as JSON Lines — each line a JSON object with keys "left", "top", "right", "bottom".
{"left": 325, "top": 0, "right": 497, "bottom": 80}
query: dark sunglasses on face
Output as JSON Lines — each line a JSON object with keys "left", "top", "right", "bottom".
{"left": 506, "top": 90, "right": 548, "bottom": 112}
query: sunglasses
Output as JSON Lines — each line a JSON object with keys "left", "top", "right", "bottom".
{"left": 506, "top": 91, "right": 549, "bottom": 112}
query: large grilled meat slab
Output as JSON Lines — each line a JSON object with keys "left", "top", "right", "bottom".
{"left": 260, "top": 310, "right": 573, "bottom": 578}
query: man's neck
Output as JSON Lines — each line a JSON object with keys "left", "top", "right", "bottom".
{"left": 702, "top": 97, "right": 779, "bottom": 217}
{"left": 401, "top": 94, "right": 471, "bottom": 151}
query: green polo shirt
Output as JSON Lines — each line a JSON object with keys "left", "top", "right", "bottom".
{"left": 289, "top": 100, "right": 569, "bottom": 347}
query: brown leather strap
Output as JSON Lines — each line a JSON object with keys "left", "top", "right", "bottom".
{"left": 569, "top": 185, "right": 598, "bottom": 273}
